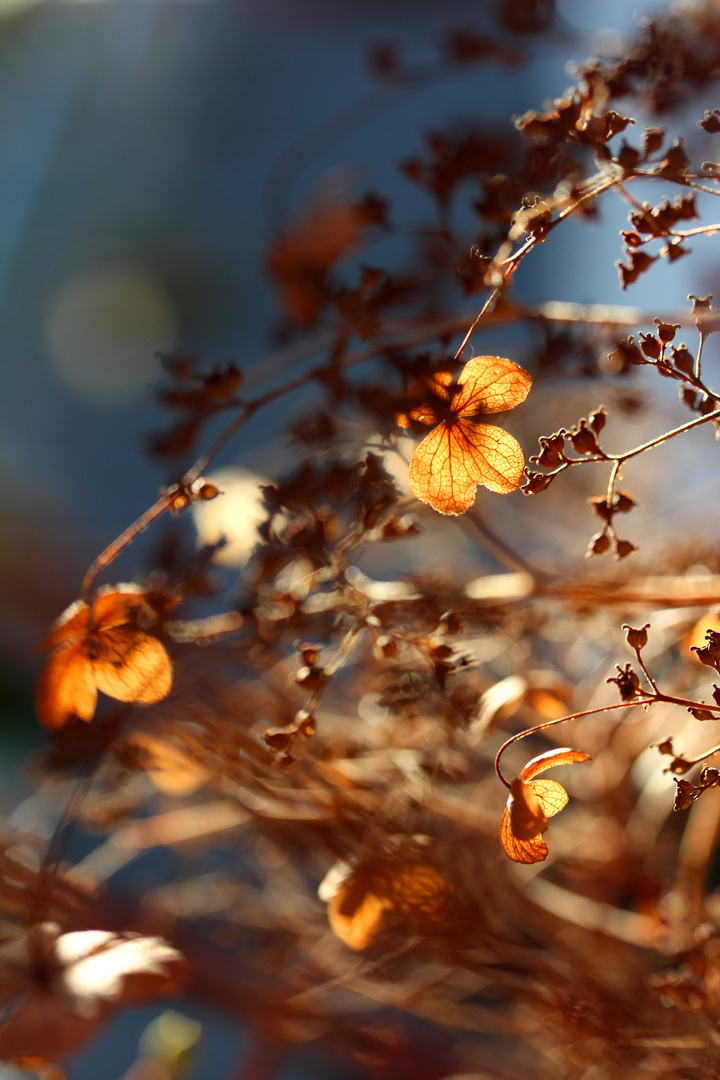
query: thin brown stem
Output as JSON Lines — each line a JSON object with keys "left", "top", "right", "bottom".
{"left": 611, "top": 407, "right": 720, "bottom": 462}
{"left": 696, "top": 328, "right": 707, "bottom": 381}
{"left": 80, "top": 491, "right": 173, "bottom": 600}
{"left": 494, "top": 699, "right": 651, "bottom": 789}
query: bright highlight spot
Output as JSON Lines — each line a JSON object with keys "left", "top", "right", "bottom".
{"left": 192, "top": 467, "right": 270, "bottom": 567}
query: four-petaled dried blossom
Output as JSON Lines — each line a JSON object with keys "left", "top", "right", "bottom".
{"left": 606, "top": 663, "right": 642, "bottom": 702}
{"left": 320, "top": 853, "right": 454, "bottom": 950}
{"left": 36, "top": 585, "right": 173, "bottom": 731}
{"left": 500, "top": 747, "right": 591, "bottom": 864}
{"left": 0, "top": 924, "right": 186, "bottom": 1062}
{"left": 396, "top": 356, "right": 532, "bottom": 515}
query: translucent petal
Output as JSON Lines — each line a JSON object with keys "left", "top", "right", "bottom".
{"left": 520, "top": 748, "right": 591, "bottom": 781}
{"left": 328, "top": 876, "right": 391, "bottom": 951}
{"left": 500, "top": 807, "right": 549, "bottom": 864}
{"left": 529, "top": 777, "right": 569, "bottom": 818}
{"left": 92, "top": 629, "right": 172, "bottom": 704}
{"left": 453, "top": 356, "right": 532, "bottom": 416}
{"left": 35, "top": 645, "right": 97, "bottom": 730}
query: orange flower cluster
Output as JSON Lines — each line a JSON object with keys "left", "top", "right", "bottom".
{"left": 396, "top": 355, "right": 532, "bottom": 515}
{"left": 35, "top": 585, "right": 173, "bottom": 731}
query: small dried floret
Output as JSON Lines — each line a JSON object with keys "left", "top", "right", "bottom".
{"left": 614, "top": 538, "right": 637, "bottom": 560}
{"left": 674, "top": 777, "right": 699, "bottom": 811}
{"left": 591, "top": 498, "right": 612, "bottom": 522}
{"left": 688, "top": 704, "right": 715, "bottom": 721}
{"left": 439, "top": 610, "right": 464, "bottom": 635}
{"left": 700, "top": 109, "right": 720, "bottom": 133}
{"left": 606, "top": 663, "right": 642, "bottom": 702}
{"left": 623, "top": 623, "right": 650, "bottom": 651}
{"left": 659, "top": 139, "right": 689, "bottom": 179}
{"left": 374, "top": 634, "right": 399, "bottom": 660}
{"left": 263, "top": 728, "right": 294, "bottom": 751}
{"left": 295, "top": 665, "right": 328, "bottom": 692}
{"left": 588, "top": 407, "right": 606, "bottom": 435}
{"left": 690, "top": 629, "right": 720, "bottom": 672}
{"left": 607, "top": 337, "right": 647, "bottom": 370}
{"left": 587, "top": 530, "right": 611, "bottom": 557}
{"left": 570, "top": 419, "right": 600, "bottom": 455}
{"left": 639, "top": 333, "right": 662, "bottom": 360}
{"left": 641, "top": 128, "right": 664, "bottom": 158}
{"left": 671, "top": 344, "right": 695, "bottom": 376}
{"left": 654, "top": 319, "right": 681, "bottom": 344}
{"left": 617, "top": 252, "right": 656, "bottom": 290}
{"left": 531, "top": 432, "right": 567, "bottom": 469}
{"left": 615, "top": 491, "right": 635, "bottom": 513}
{"left": 668, "top": 756, "right": 693, "bottom": 775}
{"left": 522, "top": 470, "right": 554, "bottom": 494}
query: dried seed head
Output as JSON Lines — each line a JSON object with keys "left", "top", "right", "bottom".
{"left": 591, "top": 498, "right": 612, "bottom": 522}
{"left": 615, "top": 491, "right": 635, "bottom": 513}
{"left": 654, "top": 318, "right": 681, "bottom": 344}
{"left": 607, "top": 663, "right": 642, "bottom": 702}
{"left": 588, "top": 407, "right": 607, "bottom": 435}
{"left": 587, "top": 530, "right": 611, "bottom": 557}
{"left": 522, "top": 470, "right": 554, "bottom": 494}
{"left": 614, "top": 537, "right": 638, "bottom": 560}
{"left": 623, "top": 623, "right": 650, "bottom": 651}
{"left": 674, "top": 778, "right": 699, "bottom": 811}
{"left": 570, "top": 419, "right": 600, "bottom": 455}
{"left": 639, "top": 333, "right": 662, "bottom": 360}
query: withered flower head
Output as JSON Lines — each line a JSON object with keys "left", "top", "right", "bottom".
{"left": 396, "top": 355, "right": 532, "bottom": 515}
{"left": 36, "top": 585, "right": 173, "bottom": 731}
{"left": 500, "top": 747, "right": 591, "bottom": 864}
{"left": 320, "top": 851, "right": 454, "bottom": 951}
{"left": 0, "top": 923, "right": 186, "bottom": 1063}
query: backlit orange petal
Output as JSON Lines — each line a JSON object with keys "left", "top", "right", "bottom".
{"left": 409, "top": 419, "right": 525, "bottom": 514}
{"left": 396, "top": 370, "right": 453, "bottom": 428}
{"left": 500, "top": 807, "right": 549, "bottom": 864}
{"left": 409, "top": 422, "right": 478, "bottom": 514}
{"left": 508, "top": 777, "right": 548, "bottom": 841}
{"left": 387, "top": 864, "right": 451, "bottom": 922}
{"left": 92, "top": 629, "right": 172, "bottom": 705}
{"left": 452, "top": 356, "right": 532, "bottom": 417}
{"left": 91, "top": 585, "right": 149, "bottom": 631}
{"left": 519, "top": 748, "right": 591, "bottom": 781}
{"left": 328, "top": 879, "right": 392, "bottom": 951}
{"left": 457, "top": 419, "right": 526, "bottom": 491}
{"left": 38, "top": 600, "right": 90, "bottom": 653}
{"left": 36, "top": 645, "right": 97, "bottom": 730}
{"left": 528, "top": 778, "right": 569, "bottom": 817}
